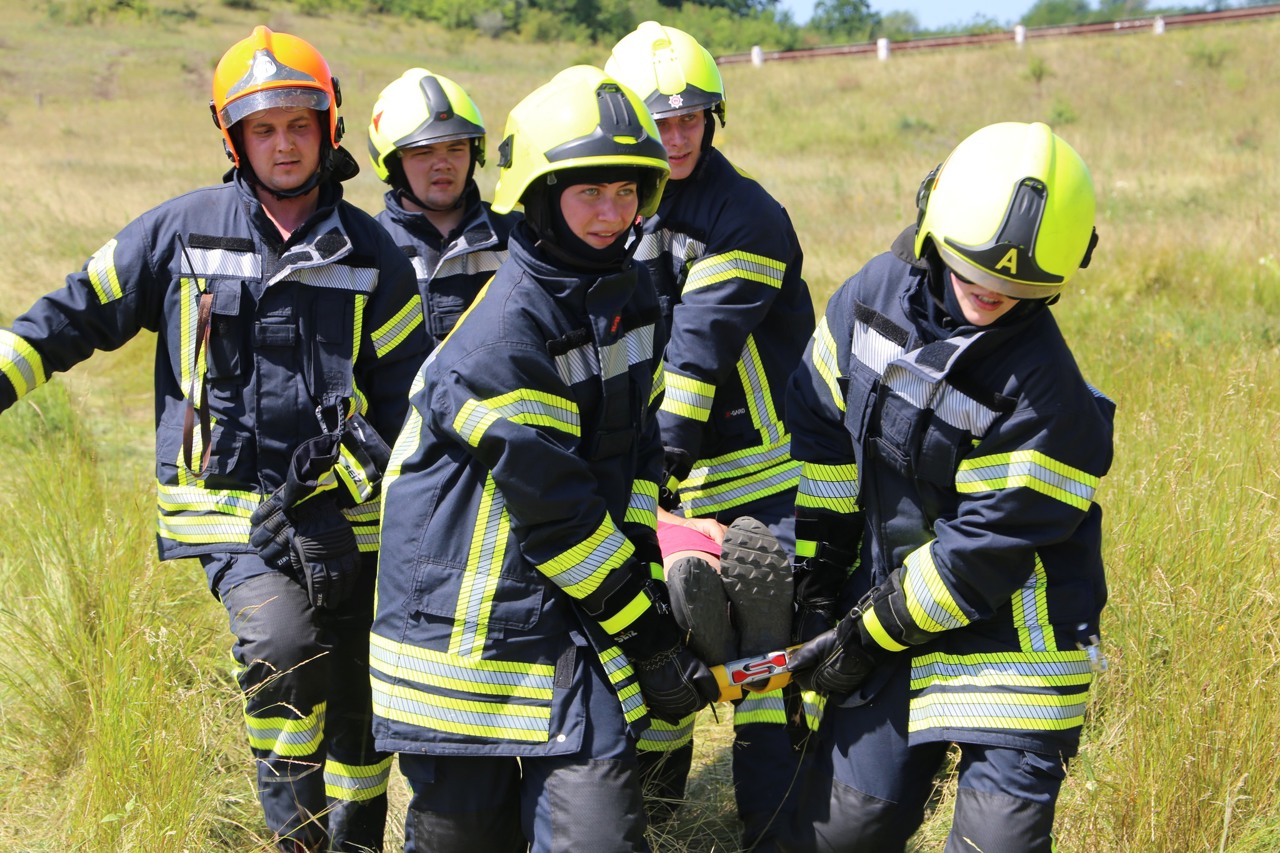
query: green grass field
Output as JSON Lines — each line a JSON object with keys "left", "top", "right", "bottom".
{"left": 1, "top": 3, "right": 1277, "bottom": 850}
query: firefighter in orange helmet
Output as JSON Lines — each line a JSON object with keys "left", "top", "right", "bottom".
{"left": 0, "top": 26, "right": 429, "bottom": 852}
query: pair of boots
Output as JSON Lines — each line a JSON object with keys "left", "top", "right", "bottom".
{"left": 666, "top": 517, "right": 793, "bottom": 669}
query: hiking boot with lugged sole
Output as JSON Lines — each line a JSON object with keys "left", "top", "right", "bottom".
{"left": 719, "top": 516, "right": 793, "bottom": 658}
{"left": 666, "top": 555, "right": 738, "bottom": 664}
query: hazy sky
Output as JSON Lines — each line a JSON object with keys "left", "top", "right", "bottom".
{"left": 779, "top": 0, "right": 1032, "bottom": 28}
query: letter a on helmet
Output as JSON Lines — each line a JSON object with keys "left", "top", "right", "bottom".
{"left": 914, "top": 121, "right": 1098, "bottom": 299}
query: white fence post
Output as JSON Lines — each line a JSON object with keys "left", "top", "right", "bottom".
{"left": 876, "top": 37, "right": 890, "bottom": 61}
{"left": 1153, "top": 16, "right": 1165, "bottom": 35}
{"left": 1014, "top": 24, "right": 1026, "bottom": 47}
{"left": 751, "top": 45, "right": 764, "bottom": 66}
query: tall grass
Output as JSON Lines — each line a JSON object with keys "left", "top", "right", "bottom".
{"left": 0, "top": 2, "right": 1277, "bottom": 849}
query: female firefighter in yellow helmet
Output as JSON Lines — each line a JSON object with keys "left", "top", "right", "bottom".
{"left": 0, "top": 26, "right": 429, "bottom": 853}
{"left": 781, "top": 121, "right": 1114, "bottom": 852}
{"left": 367, "top": 68, "right": 520, "bottom": 348}
{"left": 370, "top": 65, "right": 718, "bottom": 852}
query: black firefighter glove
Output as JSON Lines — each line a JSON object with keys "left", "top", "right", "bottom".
{"left": 249, "top": 428, "right": 365, "bottom": 610}
{"left": 789, "top": 596, "right": 884, "bottom": 697}
{"left": 616, "top": 591, "right": 721, "bottom": 724}
{"left": 284, "top": 496, "right": 362, "bottom": 610}
{"left": 250, "top": 492, "right": 361, "bottom": 610}
{"left": 792, "top": 513, "right": 861, "bottom": 644}
{"left": 658, "top": 446, "right": 694, "bottom": 511}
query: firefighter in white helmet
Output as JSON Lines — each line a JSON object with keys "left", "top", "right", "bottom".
{"left": 0, "top": 26, "right": 429, "bottom": 852}
{"left": 367, "top": 68, "right": 520, "bottom": 348}
{"left": 782, "top": 121, "right": 1113, "bottom": 852}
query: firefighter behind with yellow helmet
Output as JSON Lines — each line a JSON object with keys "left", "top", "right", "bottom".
{"left": 0, "top": 26, "right": 429, "bottom": 853}
{"left": 781, "top": 122, "right": 1113, "bottom": 852}
{"left": 367, "top": 68, "right": 520, "bottom": 348}
{"left": 370, "top": 65, "right": 718, "bottom": 852}
{"left": 605, "top": 22, "right": 816, "bottom": 851}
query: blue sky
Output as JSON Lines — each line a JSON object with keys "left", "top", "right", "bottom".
{"left": 778, "top": 0, "right": 1033, "bottom": 28}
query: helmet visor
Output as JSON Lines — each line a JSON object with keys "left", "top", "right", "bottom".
{"left": 220, "top": 86, "right": 331, "bottom": 130}
{"left": 937, "top": 244, "right": 1059, "bottom": 300}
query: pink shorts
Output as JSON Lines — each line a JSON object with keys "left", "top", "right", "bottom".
{"left": 657, "top": 519, "right": 721, "bottom": 560}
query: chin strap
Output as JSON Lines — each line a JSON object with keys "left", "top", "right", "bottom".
{"left": 240, "top": 146, "right": 361, "bottom": 201}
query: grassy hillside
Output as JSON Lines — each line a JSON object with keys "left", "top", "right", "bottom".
{"left": 0, "top": 2, "right": 1277, "bottom": 850}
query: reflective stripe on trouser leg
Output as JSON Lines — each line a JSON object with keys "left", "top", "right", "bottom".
{"left": 220, "top": 558, "right": 389, "bottom": 851}
{"left": 222, "top": 570, "right": 332, "bottom": 848}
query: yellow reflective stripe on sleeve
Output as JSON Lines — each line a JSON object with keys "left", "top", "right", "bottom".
{"left": 245, "top": 701, "right": 325, "bottom": 757}
{"left": 635, "top": 714, "right": 696, "bottom": 751}
{"left": 537, "top": 518, "right": 634, "bottom": 601}
{"left": 0, "top": 330, "right": 47, "bottom": 398}
{"left": 810, "top": 317, "right": 846, "bottom": 413}
{"left": 371, "top": 295, "right": 423, "bottom": 358}
{"left": 599, "top": 645, "right": 648, "bottom": 727}
{"left": 733, "top": 688, "right": 787, "bottom": 727}
{"left": 86, "top": 238, "right": 123, "bottom": 303}
{"left": 679, "top": 437, "right": 799, "bottom": 516}
{"left": 862, "top": 608, "right": 910, "bottom": 653}
{"left": 660, "top": 369, "right": 714, "bottom": 422}
{"left": 624, "top": 479, "right": 659, "bottom": 528}
{"left": 684, "top": 250, "right": 786, "bottom": 293}
{"left": 454, "top": 389, "right": 580, "bottom": 447}
{"left": 956, "top": 449, "right": 1099, "bottom": 511}
{"left": 451, "top": 476, "right": 510, "bottom": 658}
{"left": 900, "top": 542, "right": 971, "bottom": 634}
{"left": 796, "top": 461, "right": 859, "bottom": 515}
{"left": 340, "top": 499, "right": 378, "bottom": 550}
{"left": 599, "top": 591, "right": 651, "bottom": 636}
{"left": 325, "top": 755, "right": 393, "bottom": 803}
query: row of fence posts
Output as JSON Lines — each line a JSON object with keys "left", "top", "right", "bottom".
{"left": 747, "top": 17, "right": 1167, "bottom": 66}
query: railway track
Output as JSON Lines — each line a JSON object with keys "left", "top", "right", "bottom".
{"left": 716, "top": 4, "right": 1280, "bottom": 64}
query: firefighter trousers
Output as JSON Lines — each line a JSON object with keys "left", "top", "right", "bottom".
{"left": 397, "top": 649, "right": 648, "bottom": 853}
{"left": 778, "top": 661, "right": 1066, "bottom": 853}
{"left": 215, "top": 556, "right": 391, "bottom": 851}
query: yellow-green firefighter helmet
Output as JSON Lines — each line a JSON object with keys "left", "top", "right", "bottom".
{"left": 492, "top": 65, "right": 670, "bottom": 217}
{"left": 604, "top": 21, "right": 726, "bottom": 125}
{"left": 367, "top": 68, "right": 486, "bottom": 183}
{"left": 914, "top": 121, "right": 1098, "bottom": 299}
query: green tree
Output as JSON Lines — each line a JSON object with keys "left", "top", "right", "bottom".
{"left": 1097, "top": 0, "right": 1147, "bottom": 19}
{"left": 1021, "top": 0, "right": 1090, "bottom": 27}
{"left": 810, "top": 0, "right": 879, "bottom": 39}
